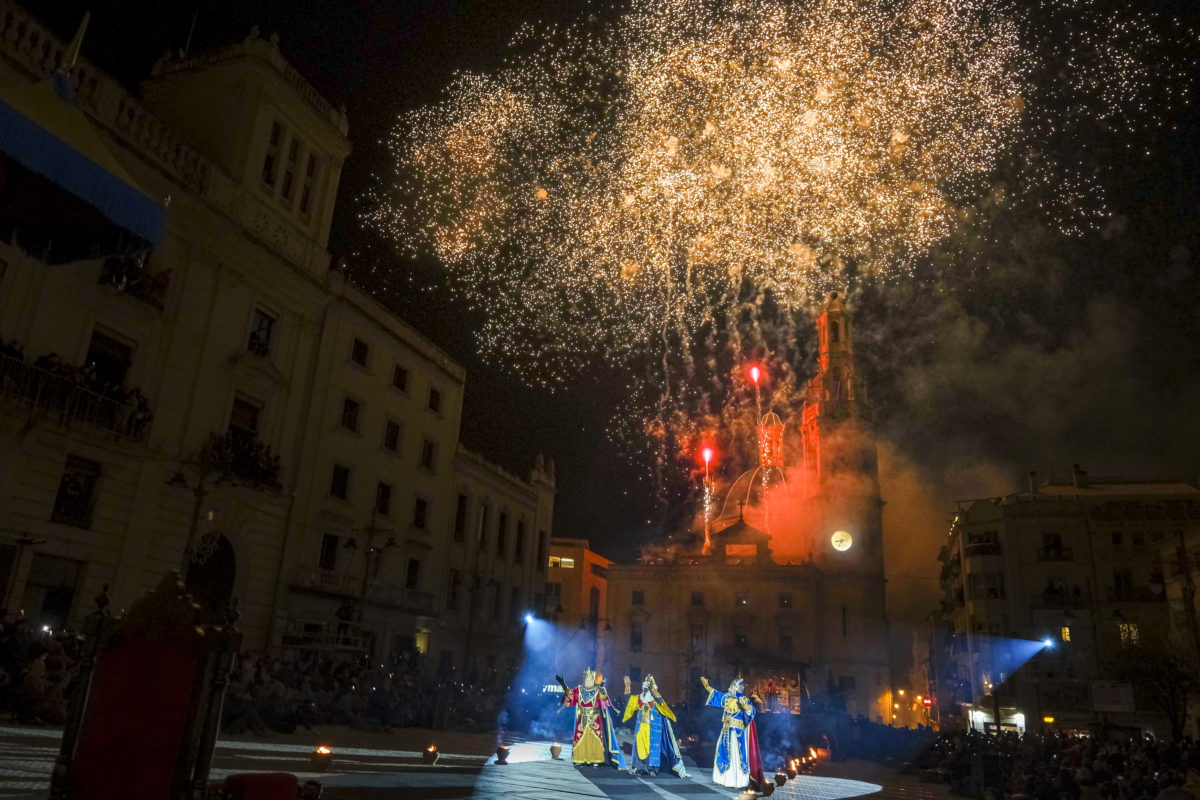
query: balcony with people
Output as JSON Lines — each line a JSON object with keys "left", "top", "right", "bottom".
{"left": 97, "top": 255, "right": 171, "bottom": 310}
{"left": 0, "top": 339, "right": 152, "bottom": 440}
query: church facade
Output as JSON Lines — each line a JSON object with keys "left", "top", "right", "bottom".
{"left": 602, "top": 293, "right": 891, "bottom": 720}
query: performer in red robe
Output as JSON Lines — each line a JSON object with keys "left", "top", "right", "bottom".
{"left": 557, "top": 668, "right": 627, "bottom": 768}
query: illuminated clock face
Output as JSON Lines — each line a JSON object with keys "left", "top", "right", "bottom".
{"left": 831, "top": 530, "right": 853, "bottom": 551}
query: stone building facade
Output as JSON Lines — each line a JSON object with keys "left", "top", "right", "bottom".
{"left": 603, "top": 293, "right": 891, "bottom": 720}
{"left": 938, "top": 468, "right": 1200, "bottom": 736}
{"left": 0, "top": 1, "right": 550, "bottom": 675}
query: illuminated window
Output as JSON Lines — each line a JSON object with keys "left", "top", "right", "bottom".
{"left": 1119, "top": 622, "right": 1140, "bottom": 646}
{"left": 548, "top": 556, "right": 575, "bottom": 569}
{"left": 1060, "top": 626, "right": 1071, "bottom": 642}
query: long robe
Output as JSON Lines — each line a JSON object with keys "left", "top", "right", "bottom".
{"left": 705, "top": 687, "right": 764, "bottom": 788}
{"left": 621, "top": 693, "right": 687, "bottom": 777}
{"left": 560, "top": 685, "right": 627, "bottom": 768}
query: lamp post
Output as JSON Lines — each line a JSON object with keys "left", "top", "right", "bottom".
{"left": 342, "top": 517, "right": 397, "bottom": 627}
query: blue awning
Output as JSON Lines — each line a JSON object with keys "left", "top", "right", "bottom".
{"left": 0, "top": 72, "right": 164, "bottom": 250}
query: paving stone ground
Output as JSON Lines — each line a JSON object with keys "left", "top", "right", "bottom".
{"left": 0, "top": 724, "right": 949, "bottom": 800}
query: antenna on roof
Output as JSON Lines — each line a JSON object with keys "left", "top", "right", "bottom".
{"left": 64, "top": 12, "right": 91, "bottom": 73}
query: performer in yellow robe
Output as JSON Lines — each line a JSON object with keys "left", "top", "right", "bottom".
{"left": 621, "top": 675, "right": 687, "bottom": 777}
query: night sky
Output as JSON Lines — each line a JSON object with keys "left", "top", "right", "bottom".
{"left": 35, "top": 1, "right": 1200, "bottom": 604}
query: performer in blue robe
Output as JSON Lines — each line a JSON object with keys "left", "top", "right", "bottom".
{"left": 700, "top": 676, "right": 764, "bottom": 789}
{"left": 620, "top": 675, "right": 687, "bottom": 777}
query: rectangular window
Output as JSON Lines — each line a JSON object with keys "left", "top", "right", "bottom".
{"left": 51, "top": 456, "right": 100, "bottom": 529}
{"left": 447, "top": 569, "right": 460, "bottom": 610}
{"left": 691, "top": 591, "right": 704, "bottom": 607}
{"left": 262, "top": 120, "right": 282, "bottom": 186}
{"left": 392, "top": 364, "right": 408, "bottom": 391}
{"left": 629, "top": 666, "right": 642, "bottom": 684}
{"left": 1119, "top": 622, "right": 1140, "bottom": 646}
{"left": 734, "top": 592, "right": 748, "bottom": 608}
{"left": 413, "top": 497, "right": 429, "bottom": 530}
{"left": 299, "top": 152, "right": 318, "bottom": 213}
{"left": 1133, "top": 532, "right": 1145, "bottom": 547}
{"left": 632, "top": 589, "right": 644, "bottom": 606}
{"left": 690, "top": 624, "right": 704, "bottom": 652}
{"left": 734, "top": 630, "right": 749, "bottom": 648}
{"left": 419, "top": 438, "right": 437, "bottom": 471}
{"left": 1111, "top": 531, "right": 1124, "bottom": 546}
{"left": 477, "top": 504, "right": 489, "bottom": 548}
{"left": 428, "top": 387, "right": 443, "bottom": 414}
{"left": 1113, "top": 569, "right": 1133, "bottom": 600}
{"left": 384, "top": 420, "right": 401, "bottom": 452}
{"left": 85, "top": 329, "right": 133, "bottom": 388}
{"left": 375, "top": 482, "right": 392, "bottom": 517}
{"left": 537, "top": 531, "right": 547, "bottom": 573}
{"left": 351, "top": 338, "right": 369, "bottom": 367}
{"left": 341, "top": 396, "right": 360, "bottom": 431}
{"left": 405, "top": 558, "right": 421, "bottom": 590}
{"left": 780, "top": 633, "right": 793, "bottom": 656}
{"left": 248, "top": 309, "right": 275, "bottom": 356}
{"left": 510, "top": 587, "right": 522, "bottom": 623}
{"left": 281, "top": 136, "right": 302, "bottom": 200}
{"left": 549, "top": 556, "right": 576, "bottom": 569}
{"left": 492, "top": 583, "right": 502, "bottom": 620}
{"left": 779, "top": 592, "right": 793, "bottom": 609}
{"left": 497, "top": 512, "right": 508, "bottom": 556}
{"left": 453, "top": 494, "right": 468, "bottom": 542}
{"left": 630, "top": 623, "right": 643, "bottom": 652}
{"left": 319, "top": 533, "right": 339, "bottom": 571}
{"left": 330, "top": 464, "right": 350, "bottom": 500}
{"left": 1061, "top": 626, "right": 1071, "bottom": 642}
{"left": 545, "top": 581, "right": 562, "bottom": 611}
{"left": 515, "top": 521, "right": 525, "bottom": 563}
{"left": 229, "top": 394, "right": 262, "bottom": 442}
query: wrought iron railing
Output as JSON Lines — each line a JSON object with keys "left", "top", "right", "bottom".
{"left": 0, "top": 354, "right": 150, "bottom": 439}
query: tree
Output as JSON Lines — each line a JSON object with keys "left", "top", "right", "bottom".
{"left": 1110, "top": 638, "right": 1199, "bottom": 741}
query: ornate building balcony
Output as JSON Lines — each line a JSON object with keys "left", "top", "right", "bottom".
{"left": 98, "top": 256, "right": 170, "bottom": 310}
{"left": 1036, "top": 547, "right": 1074, "bottom": 562}
{"left": 206, "top": 432, "right": 282, "bottom": 489}
{"left": 1106, "top": 586, "right": 1165, "bottom": 603}
{"left": 0, "top": 353, "right": 151, "bottom": 440}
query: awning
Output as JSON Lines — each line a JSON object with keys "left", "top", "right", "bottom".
{"left": 0, "top": 72, "right": 165, "bottom": 263}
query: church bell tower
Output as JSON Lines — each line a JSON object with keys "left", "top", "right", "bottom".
{"left": 800, "top": 291, "right": 883, "bottom": 573}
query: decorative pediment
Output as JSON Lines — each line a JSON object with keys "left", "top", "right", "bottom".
{"left": 627, "top": 606, "right": 652, "bottom": 623}
{"left": 229, "top": 350, "right": 289, "bottom": 389}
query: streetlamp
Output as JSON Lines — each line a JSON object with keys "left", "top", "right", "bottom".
{"left": 341, "top": 518, "right": 398, "bottom": 627}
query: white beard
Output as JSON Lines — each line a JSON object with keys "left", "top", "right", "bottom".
{"left": 640, "top": 689, "right": 654, "bottom": 703}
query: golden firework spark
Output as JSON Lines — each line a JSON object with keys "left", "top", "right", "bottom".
{"left": 370, "top": 0, "right": 1187, "bottom": 383}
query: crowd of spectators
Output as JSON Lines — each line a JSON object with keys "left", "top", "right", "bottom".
{"left": 0, "top": 340, "right": 152, "bottom": 438}
{"left": 220, "top": 649, "right": 510, "bottom": 736}
{"left": 906, "top": 729, "right": 1200, "bottom": 800}
{"left": 0, "top": 611, "right": 79, "bottom": 726}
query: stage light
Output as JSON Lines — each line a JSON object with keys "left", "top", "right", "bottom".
{"left": 1043, "top": 716, "right": 1055, "bottom": 724}
{"left": 1043, "top": 638, "right": 1054, "bottom": 648}
{"left": 523, "top": 612, "right": 534, "bottom": 624}
{"left": 702, "top": 447, "right": 713, "bottom": 465}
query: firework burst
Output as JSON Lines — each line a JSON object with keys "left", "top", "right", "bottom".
{"left": 367, "top": 0, "right": 1190, "bottom": 508}
{"left": 370, "top": 0, "right": 1185, "bottom": 381}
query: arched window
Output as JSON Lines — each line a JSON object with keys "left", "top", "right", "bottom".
{"left": 830, "top": 320, "right": 840, "bottom": 343}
